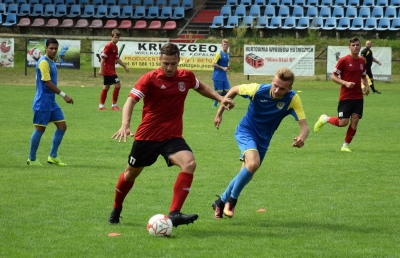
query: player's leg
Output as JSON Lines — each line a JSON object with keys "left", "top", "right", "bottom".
{"left": 341, "top": 100, "right": 363, "bottom": 152}
{"left": 163, "top": 139, "right": 198, "bottom": 227}
{"left": 213, "top": 80, "right": 223, "bottom": 107}
{"left": 111, "top": 76, "right": 122, "bottom": 110}
{"left": 48, "top": 108, "right": 67, "bottom": 166}
{"left": 99, "top": 76, "right": 112, "bottom": 110}
{"left": 314, "top": 101, "right": 352, "bottom": 132}
{"left": 367, "top": 70, "right": 380, "bottom": 94}
{"left": 28, "top": 111, "right": 49, "bottom": 165}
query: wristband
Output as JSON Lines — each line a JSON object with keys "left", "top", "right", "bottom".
{"left": 59, "top": 91, "right": 66, "bottom": 97}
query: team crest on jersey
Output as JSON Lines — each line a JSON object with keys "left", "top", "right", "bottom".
{"left": 276, "top": 102, "right": 285, "bottom": 110}
{"left": 178, "top": 82, "right": 185, "bottom": 92}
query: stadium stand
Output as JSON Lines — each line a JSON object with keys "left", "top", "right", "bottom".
{"left": 60, "top": 18, "right": 74, "bottom": 27}
{"left": 2, "top": 13, "right": 17, "bottom": 26}
{"left": 224, "top": 15, "right": 239, "bottom": 28}
{"left": 7, "top": 4, "right": 18, "bottom": 14}
{"left": 268, "top": 16, "right": 282, "bottom": 29}
{"left": 17, "top": 17, "right": 30, "bottom": 26}
{"left": 107, "top": 5, "right": 121, "bottom": 18}
{"left": 54, "top": 4, "right": 67, "bottom": 17}
{"left": 159, "top": 6, "right": 172, "bottom": 19}
{"left": 104, "top": 19, "right": 117, "bottom": 28}
{"left": 171, "top": 6, "right": 185, "bottom": 19}
{"left": 322, "top": 17, "right": 337, "bottom": 29}
{"left": 17, "top": 4, "right": 31, "bottom": 16}
{"left": 385, "top": 6, "right": 397, "bottom": 18}
{"left": 281, "top": 17, "right": 296, "bottom": 29}
{"left": 67, "top": 4, "right": 81, "bottom": 17}
{"left": 163, "top": 20, "right": 177, "bottom": 30}
{"left": 241, "top": 16, "right": 256, "bottom": 28}
{"left": 363, "top": 17, "right": 378, "bottom": 30}
{"left": 254, "top": 0, "right": 266, "bottom": 5}
{"left": 89, "top": 19, "right": 103, "bottom": 28}
{"left": 371, "top": 6, "right": 384, "bottom": 18}
{"left": 292, "top": 6, "right": 305, "bottom": 18}
{"left": 169, "top": 0, "right": 180, "bottom": 7}
{"left": 389, "top": 17, "right": 400, "bottom": 29}
{"left": 349, "top": 17, "right": 364, "bottom": 30}
{"left": 345, "top": 7, "right": 358, "bottom": 18}
{"left": 133, "top": 19, "right": 147, "bottom": 29}
{"left": 31, "top": 17, "right": 45, "bottom": 26}
{"left": 210, "top": 15, "right": 224, "bottom": 28}
{"left": 42, "top": 4, "right": 56, "bottom": 17}
{"left": 376, "top": 17, "right": 391, "bottom": 29}
{"left": 146, "top": 6, "right": 160, "bottom": 19}
{"left": 336, "top": 17, "right": 350, "bottom": 30}
{"left": 118, "top": 19, "right": 132, "bottom": 29}
{"left": 93, "top": 5, "right": 108, "bottom": 18}
{"left": 348, "top": 0, "right": 360, "bottom": 6}
{"left": 148, "top": 20, "right": 162, "bottom": 29}
{"left": 234, "top": 5, "right": 246, "bottom": 17}
{"left": 249, "top": 5, "right": 261, "bottom": 17}
{"left": 120, "top": 5, "right": 133, "bottom": 18}
{"left": 75, "top": 18, "right": 89, "bottom": 28}
{"left": 255, "top": 16, "right": 268, "bottom": 28}
{"left": 132, "top": 6, "right": 146, "bottom": 18}
{"left": 45, "top": 18, "right": 59, "bottom": 27}
{"left": 80, "top": 5, "right": 95, "bottom": 18}
{"left": 296, "top": 17, "right": 310, "bottom": 29}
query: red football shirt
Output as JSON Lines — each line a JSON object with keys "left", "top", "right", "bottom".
{"left": 129, "top": 68, "right": 199, "bottom": 141}
{"left": 332, "top": 54, "right": 366, "bottom": 101}
{"left": 100, "top": 42, "right": 119, "bottom": 76}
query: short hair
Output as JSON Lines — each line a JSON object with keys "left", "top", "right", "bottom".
{"left": 275, "top": 67, "right": 295, "bottom": 86}
{"left": 46, "top": 38, "right": 58, "bottom": 47}
{"left": 111, "top": 29, "right": 121, "bottom": 37}
{"left": 222, "top": 39, "right": 229, "bottom": 44}
{"left": 160, "top": 43, "right": 180, "bottom": 57}
{"left": 349, "top": 37, "right": 360, "bottom": 45}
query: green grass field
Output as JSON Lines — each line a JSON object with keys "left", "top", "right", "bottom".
{"left": 1, "top": 79, "right": 399, "bottom": 257}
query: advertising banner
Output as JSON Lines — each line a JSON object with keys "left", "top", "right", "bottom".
{"left": 326, "top": 46, "right": 391, "bottom": 81}
{"left": 0, "top": 38, "right": 14, "bottom": 68}
{"left": 92, "top": 41, "right": 220, "bottom": 71}
{"left": 243, "top": 45, "right": 315, "bottom": 76}
{"left": 26, "top": 39, "right": 81, "bottom": 69}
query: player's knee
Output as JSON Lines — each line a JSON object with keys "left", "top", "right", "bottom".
{"left": 183, "top": 160, "right": 197, "bottom": 173}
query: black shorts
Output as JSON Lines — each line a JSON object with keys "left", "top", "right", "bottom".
{"left": 128, "top": 138, "right": 192, "bottom": 168}
{"left": 366, "top": 67, "right": 373, "bottom": 80}
{"left": 103, "top": 75, "right": 120, "bottom": 86}
{"left": 338, "top": 99, "right": 364, "bottom": 119}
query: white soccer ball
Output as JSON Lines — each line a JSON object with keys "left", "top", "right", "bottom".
{"left": 147, "top": 214, "right": 173, "bottom": 237}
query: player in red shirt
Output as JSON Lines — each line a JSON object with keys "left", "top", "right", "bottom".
{"left": 107, "top": 43, "right": 235, "bottom": 227}
{"left": 98, "top": 29, "right": 129, "bottom": 111}
{"left": 314, "top": 37, "right": 370, "bottom": 152}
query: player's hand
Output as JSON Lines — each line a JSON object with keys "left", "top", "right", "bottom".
{"left": 292, "top": 137, "right": 304, "bottom": 148}
{"left": 111, "top": 127, "right": 134, "bottom": 143}
{"left": 345, "top": 81, "right": 356, "bottom": 89}
{"left": 98, "top": 69, "right": 103, "bottom": 75}
{"left": 125, "top": 67, "right": 130, "bottom": 73}
{"left": 64, "top": 96, "right": 74, "bottom": 104}
{"left": 214, "top": 115, "right": 223, "bottom": 129}
{"left": 363, "top": 86, "right": 370, "bottom": 96}
{"left": 221, "top": 97, "right": 235, "bottom": 111}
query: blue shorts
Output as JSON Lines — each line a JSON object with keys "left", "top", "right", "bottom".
{"left": 33, "top": 108, "right": 65, "bottom": 127}
{"left": 213, "top": 80, "right": 230, "bottom": 94}
{"left": 234, "top": 127, "right": 270, "bottom": 164}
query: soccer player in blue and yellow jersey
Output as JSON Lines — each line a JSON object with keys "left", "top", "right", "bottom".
{"left": 212, "top": 67, "right": 309, "bottom": 219}
{"left": 211, "top": 39, "right": 230, "bottom": 108}
{"left": 314, "top": 37, "right": 370, "bottom": 153}
{"left": 27, "top": 38, "right": 74, "bottom": 166}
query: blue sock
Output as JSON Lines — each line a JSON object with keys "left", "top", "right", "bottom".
{"left": 213, "top": 100, "right": 218, "bottom": 107}
{"left": 221, "top": 175, "right": 238, "bottom": 203}
{"left": 29, "top": 130, "right": 44, "bottom": 161}
{"left": 50, "top": 129, "right": 65, "bottom": 158}
{"left": 230, "top": 167, "right": 253, "bottom": 199}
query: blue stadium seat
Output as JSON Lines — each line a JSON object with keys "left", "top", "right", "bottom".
{"left": 172, "top": 6, "right": 185, "bottom": 19}
{"left": 210, "top": 15, "right": 224, "bottom": 28}
{"left": 67, "top": 4, "right": 81, "bottom": 17}
{"left": 319, "top": 7, "right": 331, "bottom": 18}
{"left": 305, "top": 0, "right": 318, "bottom": 6}
{"left": 281, "top": 0, "right": 293, "bottom": 6}
{"left": 320, "top": 0, "right": 333, "bottom": 6}
{"left": 225, "top": 15, "right": 239, "bottom": 28}
{"left": 254, "top": 0, "right": 266, "bottom": 5}
{"left": 80, "top": 4, "right": 95, "bottom": 17}
{"left": 30, "top": 3, "right": 43, "bottom": 16}
{"left": 159, "top": 6, "right": 172, "bottom": 19}
{"left": 0, "top": 4, "right": 5, "bottom": 15}
{"left": 131, "top": 0, "right": 142, "bottom": 6}
{"left": 361, "top": 0, "right": 374, "bottom": 7}
{"left": 145, "top": 6, "right": 159, "bottom": 19}
{"left": 105, "top": 0, "right": 116, "bottom": 6}
{"left": 42, "top": 0, "right": 52, "bottom": 5}
{"left": 345, "top": 7, "right": 357, "bottom": 18}
{"left": 268, "top": 16, "right": 282, "bottom": 28}
{"left": 376, "top": 0, "right": 388, "bottom": 6}
{"left": 4, "top": 0, "right": 14, "bottom": 5}
{"left": 347, "top": 0, "right": 360, "bottom": 5}
{"left": 107, "top": 5, "right": 120, "bottom": 18}
{"left": 65, "top": 0, "right": 76, "bottom": 5}
{"left": 16, "top": 0, "right": 27, "bottom": 6}
{"left": 292, "top": 6, "right": 304, "bottom": 18}
{"left": 277, "top": 6, "right": 290, "bottom": 17}
{"left": 155, "top": 0, "right": 167, "bottom": 7}
{"left": 281, "top": 16, "right": 296, "bottom": 28}
{"left": 390, "top": 0, "right": 400, "bottom": 6}
{"left": 92, "top": 0, "right": 103, "bottom": 5}
{"left": 336, "top": 17, "right": 350, "bottom": 29}
{"left": 169, "top": 0, "right": 180, "bottom": 7}
{"left": 322, "top": 17, "right": 337, "bottom": 29}
{"left": 293, "top": 0, "right": 306, "bottom": 6}
{"left": 93, "top": 4, "right": 108, "bottom": 18}
{"left": 249, "top": 5, "right": 261, "bottom": 17}
{"left": 225, "top": 0, "right": 238, "bottom": 6}
{"left": 269, "top": 0, "right": 280, "bottom": 5}
{"left": 376, "top": 17, "right": 390, "bottom": 30}
{"left": 220, "top": 6, "right": 231, "bottom": 18}
{"left": 17, "top": 3, "right": 31, "bottom": 16}
{"left": 234, "top": 5, "right": 246, "bottom": 17}
{"left": 42, "top": 4, "right": 55, "bottom": 17}
{"left": 2, "top": 13, "right": 17, "bottom": 26}
{"left": 118, "top": 0, "right": 129, "bottom": 6}
{"left": 143, "top": 0, "right": 154, "bottom": 8}
{"left": 306, "top": 6, "right": 318, "bottom": 18}
{"left": 53, "top": 4, "right": 67, "bottom": 17}
{"left": 241, "top": 15, "right": 255, "bottom": 27}
{"left": 120, "top": 5, "right": 133, "bottom": 18}
{"left": 0, "top": 15, "right": 2, "bottom": 25}
{"left": 28, "top": 0, "right": 39, "bottom": 6}
{"left": 310, "top": 17, "right": 324, "bottom": 29}
{"left": 295, "top": 17, "right": 310, "bottom": 28}
{"left": 389, "top": 17, "right": 400, "bottom": 29}
{"left": 333, "top": 0, "right": 346, "bottom": 6}
{"left": 332, "top": 7, "right": 344, "bottom": 19}
{"left": 263, "top": 5, "right": 275, "bottom": 17}
{"left": 132, "top": 6, "right": 146, "bottom": 18}
{"left": 349, "top": 17, "right": 364, "bottom": 30}
{"left": 359, "top": 7, "right": 370, "bottom": 18}
{"left": 384, "top": 6, "right": 397, "bottom": 19}
{"left": 7, "top": 4, "right": 18, "bottom": 14}
{"left": 363, "top": 17, "right": 377, "bottom": 30}
{"left": 255, "top": 16, "right": 269, "bottom": 28}
{"left": 371, "top": 7, "right": 384, "bottom": 18}
{"left": 53, "top": 0, "right": 65, "bottom": 5}
{"left": 239, "top": 0, "right": 252, "bottom": 6}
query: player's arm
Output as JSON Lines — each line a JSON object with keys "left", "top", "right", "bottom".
{"left": 214, "top": 86, "right": 239, "bottom": 129}
{"left": 116, "top": 58, "right": 130, "bottom": 73}
{"left": 39, "top": 61, "right": 73, "bottom": 104}
{"left": 98, "top": 57, "right": 105, "bottom": 75}
{"left": 111, "top": 96, "right": 137, "bottom": 143}
{"left": 361, "top": 76, "right": 370, "bottom": 96}
{"left": 293, "top": 119, "right": 309, "bottom": 148}
{"left": 195, "top": 81, "right": 234, "bottom": 109}
{"left": 212, "top": 52, "right": 228, "bottom": 72}
{"left": 372, "top": 57, "right": 382, "bottom": 65}
{"left": 331, "top": 72, "right": 354, "bottom": 89}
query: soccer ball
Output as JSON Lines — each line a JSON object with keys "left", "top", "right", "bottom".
{"left": 147, "top": 214, "right": 173, "bottom": 237}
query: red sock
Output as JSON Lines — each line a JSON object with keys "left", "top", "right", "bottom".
{"left": 100, "top": 89, "right": 108, "bottom": 105}
{"left": 112, "top": 87, "right": 121, "bottom": 104}
{"left": 169, "top": 172, "right": 193, "bottom": 213}
{"left": 113, "top": 172, "right": 134, "bottom": 208}
{"left": 328, "top": 116, "right": 340, "bottom": 126}
{"left": 344, "top": 126, "right": 356, "bottom": 144}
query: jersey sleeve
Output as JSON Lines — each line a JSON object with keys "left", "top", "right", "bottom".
{"left": 101, "top": 43, "right": 112, "bottom": 59}
{"left": 129, "top": 72, "right": 150, "bottom": 101}
{"left": 212, "top": 52, "right": 222, "bottom": 64}
{"left": 332, "top": 57, "right": 345, "bottom": 76}
{"left": 38, "top": 60, "right": 51, "bottom": 81}
{"left": 288, "top": 94, "right": 306, "bottom": 121}
{"left": 238, "top": 83, "right": 261, "bottom": 99}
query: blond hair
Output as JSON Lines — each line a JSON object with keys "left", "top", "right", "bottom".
{"left": 111, "top": 29, "right": 121, "bottom": 37}
{"left": 222, "top": 39, "right": 229, "bottom": 44}
{"left": 276, "top": 68, "right": 295, "bottom": 86}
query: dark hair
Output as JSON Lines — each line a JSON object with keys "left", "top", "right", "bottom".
{"left": 46, "top": 38, "right": 59, "bottom": 47}
{"left": 349, "top": 37, "right": 360, "bottom": 45}
{"left": 160, "top": 43, "right": 180, "bottom": 57}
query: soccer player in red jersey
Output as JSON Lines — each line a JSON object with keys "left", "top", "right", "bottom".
{"left": 98, "top": 29, "right": 129, "bottom": 111}
{"left": 107, "top": 43, "right": 235, "bottom": 227}
{"left": 314, "top": 37, "right": 370, "bottom": 152}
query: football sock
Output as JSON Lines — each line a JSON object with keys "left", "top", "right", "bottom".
{"left": 344, "top": 126, "right": 356, "bottom": 144}
{"left": 49, "top": 129, "right": 65, "bottom": 158}
{"left": 213, "top": 100, "right": 218, "bottom": 107}
{"left": 370, "top": 83, "right": 376, "bottom": 92}
{"left": 221, "top": 175, "right": 238, "bottom": 203}
{"left": 112, "top": 87, "right": 121, "bottom": 104}
{"left": 29, "top": 130, "right": 44, "bottom": 161}
{"left": 99, "top": 89, "right": 108, "bottom": 106}
{"left": 230, "top": 167, "right": 253, "bottom": 199}
{"left": 328, "top": 116, "right": 340, "bottom": 126}
{"left": 114, "top": 172, "right": 134, "bottom": 208}
{"left": 169, "top": 172, "right": 193, "bottom": 212}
